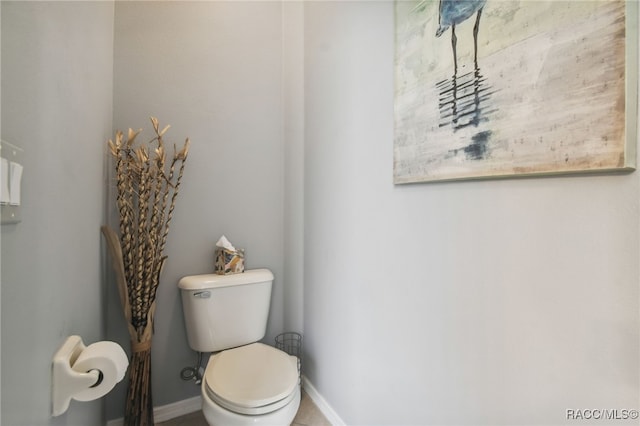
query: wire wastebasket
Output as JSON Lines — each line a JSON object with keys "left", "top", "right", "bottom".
{"left": 275, "top": 332, "right": 302, "bottom": 377}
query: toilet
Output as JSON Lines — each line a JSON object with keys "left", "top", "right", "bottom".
{"left": 178, "top": 269, "right": 301, "bottom": 426}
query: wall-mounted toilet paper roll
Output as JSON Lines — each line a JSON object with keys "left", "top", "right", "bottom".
{"left": 52, "top": 336, "right": 130, "bottom": 416}
{"left": 71, "top": 341, "right": 129, "bottom": 401}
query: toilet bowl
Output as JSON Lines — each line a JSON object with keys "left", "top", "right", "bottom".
{"left": 201, "top": 343, "right": 300, "bottom": 426}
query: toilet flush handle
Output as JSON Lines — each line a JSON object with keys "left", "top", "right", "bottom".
{"left": 193, "top": 291, "right": 210, "bottom": 299}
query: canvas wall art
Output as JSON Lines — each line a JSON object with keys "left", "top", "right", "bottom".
{"left": 394, "top": 0, "right": 637, "bottom": 184}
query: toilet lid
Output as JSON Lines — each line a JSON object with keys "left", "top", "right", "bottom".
{"left": 205, "top": 343, "right": 299, "bottom": 413}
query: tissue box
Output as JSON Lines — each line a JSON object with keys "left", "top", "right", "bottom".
{"left": 215, "top": 248, "right": 245, "bottom": 275}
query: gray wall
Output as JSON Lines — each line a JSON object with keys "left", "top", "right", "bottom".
{"left": 283, "top": 1, "right": 305, "bottom": 335}
{"left": 303, "top": 2, "right": 639, "bottom": 425}
{"left": 107, "top": 1, "right": 287, "bottom": 418}
{"left": 1, "top": 2, "right": 114, "bottom": 425}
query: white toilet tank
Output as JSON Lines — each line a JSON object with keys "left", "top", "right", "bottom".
{"left": 178, "top": 269, "right": 274, "bottom": 353}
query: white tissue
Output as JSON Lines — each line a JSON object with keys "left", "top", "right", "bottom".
{"left": 71, "top": 341, "right": 129, "bottom": 402}
{"left": 216, "top": 235, "right": 236, "bottom": 252}
{"left": 51, "top": 336, "right": 129, "bottom": 417}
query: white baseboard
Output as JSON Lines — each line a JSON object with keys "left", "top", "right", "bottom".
{"left": 105, "top": 395, "right": 202, "bottom": 426}
{"left": 106, "top": 378, "right": 344, "bottom": 426}
{"left": 302, "top": 375, "right": 346, "bottom": 426}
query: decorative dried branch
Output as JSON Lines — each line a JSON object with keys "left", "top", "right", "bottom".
{"left": 103, "top": 117, "right": 189, "bottom": 426}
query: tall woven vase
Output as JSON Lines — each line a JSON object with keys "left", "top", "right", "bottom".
{"left": 125, "top": 336, "right": 154, "bottom": 425}
{"left": 103, "top": 118, "right": 189, "bottom": 426}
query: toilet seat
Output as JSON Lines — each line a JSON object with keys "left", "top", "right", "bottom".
{"left": 204, "top": 343, "right": 299, "bottom": 416}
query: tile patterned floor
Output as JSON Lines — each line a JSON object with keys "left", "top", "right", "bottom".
{"left": 156, "top": 389, "right": 331, "bottom": 426}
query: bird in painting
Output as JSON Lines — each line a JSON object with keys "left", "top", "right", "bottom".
{"left": 436, "top": 0, "right": 487, "bottom": 72}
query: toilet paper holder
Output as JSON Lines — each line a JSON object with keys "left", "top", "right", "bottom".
{"left": 51, "top": 335, "right": 127, "bottom": 416}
